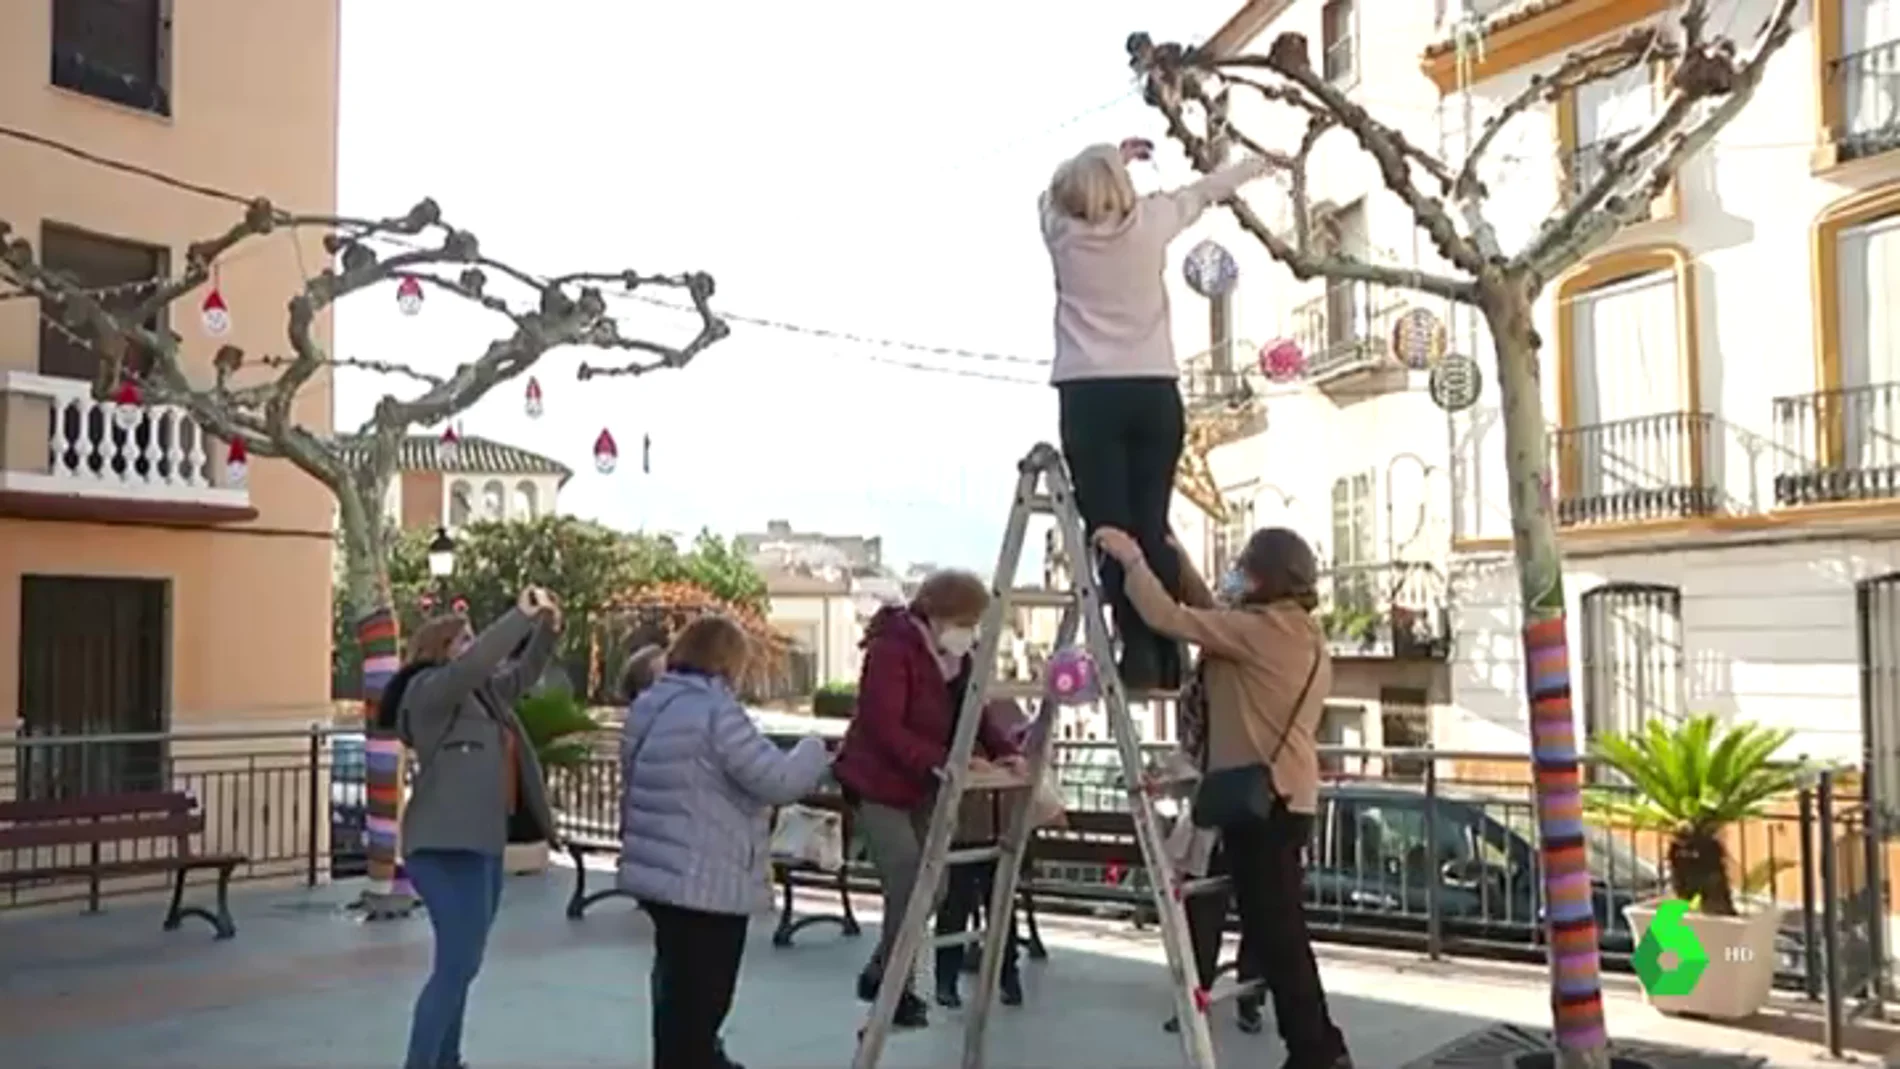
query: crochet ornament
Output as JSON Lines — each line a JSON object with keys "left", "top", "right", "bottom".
{"left": 524, "top": 377, "right": 543, "bottom": 419}
{"left": 1428, "top": 354, "right": 1483, "bottom": 412}
{"left": 112, "top": 380, "right": 143, "bottom": 431}
{"left": 1182, "top": 240, "right": 1238, "bottom": 299}
{"left": 1044, "top": 646, "right": 1100, "bottom": 705}
{"left": 395, "top": 276, "right": 424, "bottom": 316}
{"left": 437, "top": 425, "right": 462, "bottom": 466}
{"left": 1259, "top": 338, "right": 1306, "bottom": 383}
{"left": 1390, "top": 307, "right": 1448, "bottom": 370}
{"left": 594, "top": 429, "right": 618, "bottom": 474}
{"left": 200, "top": 286, "right": 231, "bottom": 337}
{"left": 225, "top": 436, "right": 249, "bottom": 487}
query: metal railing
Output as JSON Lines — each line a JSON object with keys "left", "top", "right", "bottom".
{"left": 1773, "top": 381, "right": 1900, "bottom": 507}
{"left": 1549, "top": 411, "right": 1717, "bottom": 527}
{"left": 1832, "top": 38, "right": 1900, "bottom": 162}
{"left": 1, "top": 729, "right": 1887, "bottom": 1051}
{"left": 1290, "top": 280, "right": 1406, "bottom": 381}
{"left": 1316, "top": 561, "right": 1451, "bottom": 659}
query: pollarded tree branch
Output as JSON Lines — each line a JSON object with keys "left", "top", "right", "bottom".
{"left": 1127, "top": 36, "right": 1477, "bottom": 304}
{"left": 1521, "top": 0, "right": 1799, "bottom": 280}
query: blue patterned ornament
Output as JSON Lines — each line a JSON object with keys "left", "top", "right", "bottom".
{"left": 1182, "top": 240, "right": 1239, "bottom": 299}
{"left": 1044, "top": 647, "right": 1101, "bottom": 705}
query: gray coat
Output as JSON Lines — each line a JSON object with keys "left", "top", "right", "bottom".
{"left": 615, "top": 670, "right": 829, "bottom": 915}
{"left": 399, "top": 608, "right": 560, "bottom": 858}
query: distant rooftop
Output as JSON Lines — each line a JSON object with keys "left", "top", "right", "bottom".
{"left": 333, "top": 434, "right": 572, "bottom": 481}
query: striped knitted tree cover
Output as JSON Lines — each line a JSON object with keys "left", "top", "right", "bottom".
{"left": 357, "top": 606, "right": 416, "bottom": 914}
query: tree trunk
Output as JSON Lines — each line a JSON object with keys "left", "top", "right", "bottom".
{"left": 1483, "top": 280, "right": 1610, "bottom": 1068}
{"left": 338, "top": 485, "right": 418, "bottom": 918}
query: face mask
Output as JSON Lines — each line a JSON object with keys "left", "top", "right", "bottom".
{"left": 1217, "top": 567, "right": 1250, "bottom": 605}
{"left": 938, "top": 626, "right": 977, "bottom": 659}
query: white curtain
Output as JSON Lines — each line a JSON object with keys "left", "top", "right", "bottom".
{"left": 1568, "top": 270, "right": 1681, "bottom": 496}
{"left": 1573, "top": 64, "right": 1654, "bottom": 189}
{"left": 1837, "top": 212, "right": 1900, "bottom": 469}
{"left": 1844, "top": 0, "right": 1900, "bottom": 139}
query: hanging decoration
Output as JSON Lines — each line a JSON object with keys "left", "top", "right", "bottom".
{"left": 1182, "top": 240, "right": 1238, "bottom": 299}
{"left": 1044, "top": 647, "right": 1101, "bottom": 705}
{"left": 418, "top": 593, "right": 437, "bottom": 613}
{"left": 395, "top": 276, "right": 425, "bottom": 316}
{"left": 451, "top": 596, "right": 469, "bottom": 615}
{"left": 642, "top": 433, "right": 652, "bottom": 475}
{"left": 111, "top": 380, "right": 143, "bottom": 431}
{"left": 225, "top": 436, "right": 249, "bottom": 487}
{"left": 200, "top": 277, "right": 231, "bottom": 337}
{"left": 1428, "top": 354, "right": 1483, "bottom": 412}
{"left": 1391, "top": 307, "right": 1449, "bottom": 370}
{"left": 594, "top": 429, "right": 619, "bottom": 474}
{"left": 524, "top": 377, "right": 543, "bottom": 419}
{"left": 1258, "top": 338, "right": 1307, "bottom": 383}
{"left": 437, "top": 425, "right": 462, "bottom": 466}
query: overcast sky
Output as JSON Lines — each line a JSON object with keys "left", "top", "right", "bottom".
{"left": 331, "top": 0, "right": 1237, "bottom": 571}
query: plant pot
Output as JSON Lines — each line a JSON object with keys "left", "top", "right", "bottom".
{"left": 1623, "top": 898, "right": 1781, "bottom": 1020}
{"left": 504, "top": 840, "right": 550, "bottom": 874}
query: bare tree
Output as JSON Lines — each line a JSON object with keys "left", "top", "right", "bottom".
{"left": 0, "top": 197, "right": 726, "bottom": 913}
{"left": 1131, "top": 1, "right": 1797, "bottom": 1064}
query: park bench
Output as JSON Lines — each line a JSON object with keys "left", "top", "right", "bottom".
{"left": 0, "top": 790, "right": 246, "bottom": 938}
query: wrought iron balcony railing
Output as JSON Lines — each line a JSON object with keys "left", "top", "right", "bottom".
{"left": 1832, "top": 38, "right": 1900, "bottom": 162}
{"left": 1773, "top": 381, "right": 1900, "bottom": 507}
{"left": 1316, "top": 561, "right": 1451, "bottom": 659}
{"left": 1290, "top": 280, "right": 1406, "bottom": 382}
{"left": 1549, "top": 411, "right": 1717, "bottom": 527}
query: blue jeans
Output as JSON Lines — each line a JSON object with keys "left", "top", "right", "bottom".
{"left": 405, "top": 849, "right": 504, "bottom": 1069}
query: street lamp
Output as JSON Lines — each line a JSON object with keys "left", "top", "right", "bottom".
{"left": 426, "top": 527, "right": 457, "bottom": 578}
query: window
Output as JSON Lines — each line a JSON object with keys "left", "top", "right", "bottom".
{"left": 1379, "top": 687, "right": 1431, "bottom": 781}
{"left": 448, "top": 480, "right": 472, "bottom": 527}
{"left": 513, "top": 480, "right": 539, "bottom": 519}
{"left": 1579, "top": 583, "right": 1685, "bottom": 759}
{"left": 1818, "top": 0, "right": 1900, "bottom": 163}
{"left": 37, "top": 223, "right": 167, "bottom": 381}
{"left": 1834, "top": 211, "right": 1900, "bottom": 471}
{"left": 481, "top": 480, "right": 505, "bottom": 520}
{"left": 50, "top": 0, "right": 172, "bottom": 116}
{"left": 1321, "top": 0, "right": 1357, "bottom": 85}
{"left": 1563, "top": 63, "right": 1657, "bottom": 201}
{"left": 1318, "top": 702, "right": 1366, "bottom": 776}
{"left": 1330, "top": 471, "right": 1376, "bottom": 610}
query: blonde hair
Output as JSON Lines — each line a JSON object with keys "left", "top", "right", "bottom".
{"left": 1048, "top": 144, "right": 1137, "bottom": 225}
{"left": 407, "top": 613, "right": 470, "bottom": 664}
{"left": 911, "top": 569, "right": 990, "bottom": 626}
{"left": 666, "top": 615, "right": 751, "bottom": 681}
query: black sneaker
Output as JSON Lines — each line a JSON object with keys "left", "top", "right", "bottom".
{"left": 935, "top": 978, "right": 962, "bottom": 1009}
{"left": 999, "top": 971, "right": 1023, "bottom": 1007}
{"left": 856, "top": 971, "right": 878, "bottom": 1003}
{"left": 1237, "top": 998, "right": 1263, "bottom": 1034}
{"left": 893, "top": 991, "right": 929, "bottom": 1029}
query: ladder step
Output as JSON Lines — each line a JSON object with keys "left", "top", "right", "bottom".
{"left": 1174, "top": 875, "right": 1231, "bottom": 900}
{"left": 944, "top": 845, "right": 1004, "bottom": 866}
{"left": 1025, "top": 493, "right": 1056, "bottom": 513}
{"left": 1200, "top": 976, "right": 1266, "bottom": 1009}
{"left": 1004, "top": 587, "right": 1074, "bottom": 609}
{"left": 984, "top": 679, "right": 1182, "bottom": 704}
{"left": 930, "top": 927, "right": 985, "bottom": 950}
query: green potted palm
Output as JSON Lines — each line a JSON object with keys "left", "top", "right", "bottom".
{"left": 505, "top": 688, "right": 602, "bottom": 874}
{"left": 1589, "top": 714, "right": 1805, "bottom": 1020}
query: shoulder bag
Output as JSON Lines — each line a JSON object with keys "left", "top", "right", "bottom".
{"left": 1189, "top": 638, "right": 1323, "bottom": 829}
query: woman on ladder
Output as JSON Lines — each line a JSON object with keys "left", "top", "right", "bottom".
{"left": 1040, "top": 136, "right": 1273, "bottom": 690}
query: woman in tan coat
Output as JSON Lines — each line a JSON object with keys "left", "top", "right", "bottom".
{"left": 1095, "top": 525, "right": 1351, "bottom": 1069}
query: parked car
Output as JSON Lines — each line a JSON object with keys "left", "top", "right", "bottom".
{"left": 330, "top": 732, "right": 367, "bottom": 878}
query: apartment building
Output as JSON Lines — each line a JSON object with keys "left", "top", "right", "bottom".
{"left": 1169, "top": 0, "right": 1461, "bottom": 770}
{"left": 1433, "top": 0, "right": 1900, "bottom": 796}
{"left": 0, "top": 0, "right": 340, "bottom": 776}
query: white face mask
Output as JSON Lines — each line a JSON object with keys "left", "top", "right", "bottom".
{"left": 1217, "top": 567, "right": 1250, "bottom": 605}
{"left": 938, "top": 626, "right": 977, "bottom": 659}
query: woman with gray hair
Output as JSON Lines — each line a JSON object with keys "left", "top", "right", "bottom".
{"left": 1041, "top": 138, "right": 1273, "bottom": 691}
{"left": 1095, "top": 525, "right": 1352, "bottom": 1069}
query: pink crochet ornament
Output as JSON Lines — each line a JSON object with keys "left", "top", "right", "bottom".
{"left": 1259, "top": 338, "right": 1306, "bottom": 383}
{"left": 1044, "top": 647, "right": 1101, "bottom": 705}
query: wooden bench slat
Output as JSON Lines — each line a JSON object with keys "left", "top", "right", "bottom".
{"left": 0, "top": 813, "right": 203, "bottom": 851}
{"left": 0, "top": 852, "right": 244, "bottom": 887}
{"left": 0, "top": 791, "right": 193, "bottom": 823}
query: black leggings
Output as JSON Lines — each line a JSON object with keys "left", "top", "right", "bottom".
{"left": 645, "top": 900, "right": 749, "bottom": 1069}
{"left": 1056, "top": 378, "right": 1185, "bottom": 678}
{"left": 1225, "top": 807, "right": 1348, "bottom": 1064}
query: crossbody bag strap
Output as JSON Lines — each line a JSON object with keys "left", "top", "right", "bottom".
{"left": 1264, "top": 642, "right": 1324, "bottom": 768}
{"left": 625, "top": 691, "right": 691, "bottom": 772}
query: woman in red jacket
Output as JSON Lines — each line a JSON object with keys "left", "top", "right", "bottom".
{"left": 832, "top": 569, "right": 1025, "bottom": 1029}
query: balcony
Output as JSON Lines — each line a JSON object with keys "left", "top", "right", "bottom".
{"left": 1832, "top": 38, "right": 1900, "bottom": 162}
{"left": 1179, "top": 342, "right": 1267, "bottom": 445}
{"left": 1290, "top": 280, "right": 1406, "bottom": 387}
{"left": 1549, "top": 411, "right": 1717, "bottom": 528}
{"left": 1317, "top": 561, "right": 1451, "bottom": 659}
{"left": 0, "top": 371, "right": 253, "bottom": 523}
{"left": 1773, "top": 381, "right": 1900, "bottom": 507}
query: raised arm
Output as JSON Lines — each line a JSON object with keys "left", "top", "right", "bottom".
{"left": 709, "top": 697, "right": 830, "bottom": 805}
{"left": 1147, "top": 155, "right": 1274, "bottom": 236}
{"left": 403, "top": 607, "right": 537, "bottom": 717}
{"left": 490, "top": 619, "right": 558, "bottom": 705}
{"left": 1122, "top": 554, "right": 1257, "bottom": 659}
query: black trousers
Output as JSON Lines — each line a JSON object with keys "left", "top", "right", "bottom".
{"left": 645, "top": 900, "right": 748, "bottom": 1069}
{"left": 935, "top": 857, "right": 1022, "bottom": 983}
{"left": 1225, "top": 807, "right": 1349, "bottom": 1065}
{"left": 1057, "top": 378, "right": 1185, "bottom": 685}
{"left": 1182, "top": 843, "right": 1258, "bottom": 1002}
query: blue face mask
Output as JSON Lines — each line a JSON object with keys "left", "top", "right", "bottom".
{"left": 1216, "top": 567, "right": 1249, "bottom": 604}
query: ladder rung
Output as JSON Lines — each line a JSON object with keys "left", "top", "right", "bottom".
{"left": 965, "top": 767, "right": 1034, "bottom": 791}
{"left": 944, "top": 845, "right": 1004, "bottom": 866}
{"left": 931, "top": 927, "right": 985, "bottom": 949}
{"left": 1003, "top": 587, "right": 1074, "bottom": 609}
{"left": 984, "top": 679, "right": 1182, "bottom": 704}
{"left": 1024, "top": 493, "right": 1056, "bottom": 513}
{"left": 1175, "top": 875, "right": 1231, "bottom": 900}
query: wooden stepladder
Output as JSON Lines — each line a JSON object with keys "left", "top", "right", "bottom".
{"left": 852, "top": 442, "right": 1253, "bottom": 1069}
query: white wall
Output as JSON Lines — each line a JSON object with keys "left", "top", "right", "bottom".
{"left": 441, "top": 473, "right": 565, "bottom": 528}
{"left": 767, "top": 592, "right": 862, "bottom": 687}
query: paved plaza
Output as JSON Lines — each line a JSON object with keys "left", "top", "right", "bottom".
{"left": 0, "top": 868, "right": 1885, "bottom": 1068}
